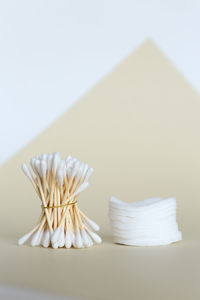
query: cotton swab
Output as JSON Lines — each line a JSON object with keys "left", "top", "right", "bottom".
{"left": 18, "top": 152, "right": 102, "bottom": 249}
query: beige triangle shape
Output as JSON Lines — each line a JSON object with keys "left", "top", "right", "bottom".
{"left": 0, "top": 40, "right": 200, "bottom": 300}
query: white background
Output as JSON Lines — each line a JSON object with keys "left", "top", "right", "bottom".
{"left": 0, "top": 0, "right": 200, "bottom": 165}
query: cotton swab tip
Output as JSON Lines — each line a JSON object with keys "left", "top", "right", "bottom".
{"left": 18, "top": 231, "right": 33, "bottom": 245}
{"left": 88, "top": 231, "right": 102, "bottom": 244}
{"left": 65, "top": 230, "right": 72, "bottom": 248}
{"left": 51, "top": 227, "right": 62, "bottom": 244}
{"left": 21, "top": 163, "right": 33, "bottom": 181}
{"left": 85, "top": 218, "right": 100, "bottom": 232}
{"left": 42, "top": 229, "right": 50, "bottom": 248}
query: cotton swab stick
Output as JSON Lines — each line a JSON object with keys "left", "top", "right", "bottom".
{"left": 51, "top": 181, "right": 89, "bottom": 244}
{"left": 18, "top": 152, "right": 102, "bottom": 249}
{"left": 21, "top": 163, "right": 53, "bottom": 234}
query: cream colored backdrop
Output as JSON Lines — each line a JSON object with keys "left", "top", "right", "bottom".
{"left": 0, "top": 41, "right": 199, "bottom": 299}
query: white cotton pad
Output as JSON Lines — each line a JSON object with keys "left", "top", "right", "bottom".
{"left": 109, "top": 196, "right": 182, "bottom": 246}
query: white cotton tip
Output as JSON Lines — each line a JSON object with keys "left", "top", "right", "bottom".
{"left": 53, "top": 152, "right": 60, "bottom": 157}
{"left": 30, "top": 157, "right": 37, "bottom": 173}
{"left": 81, "top": 228, "right": 90, "bottom": 247}
{"left": 47, "top": 154, "right": 53, "bottom": 171}
{"left": 73, "top": 182, "right": 89, "bottom": 197}
{"left": 36, "top": 229, "right": 44, "bottom": 246}
{"left": 88, "top": 230, "right": 102, "bottom": 244}
{"left": 42, "top": 229, "right": 50, "bottom": 248}
{"left": 57, "top": 168, "right": 64, "bottom": 186}
{"left": 67, "top": 166, "right": 73, "bottom": 178}
{"left": 35, "top": 154, "right": 42, "bottom": 160}
{"left": 41, "top": 153, "right": 47, "bottom": 161}
{"left": 40, "top": 160, "right": 47, "bottom": 179}
{"left": 21, "top": 163, "right": 33, "bottom": 181}
{"left": 82, "top": 163, "right": 89, "bottom": 178}
{"left": 84, "top": 167, "right": 94, "bottom": 183}
{"left": 35, "top": 160, "right": 42, "bottom": 177}
{"left": 71, "top": 157, "right": 78, "bottom": 165}
{"left": 65, "top": 157, "right": 73, "bottom": 170}
{"left": 85, "top": 218, "right": 100, "bottom": 232}
{"left": 58, "top": 228, "right": 65, "bottom": 247}
{"left": 70, "top": 231, "right": 75, "bottom": 244}
{"left": 65, "top": 229, "right": 72, "bottom": 248}
{"left": 63, "top": 165, "right": 68, "bottom": 178}
{"left": 52, "top": 152, "right": 60, "bottom": 174}
{"left": 87, "top": 234, "right": 93, "bottom": 247}
{"left": 74, "top": 166, "right": 83, "bottom": 184}
{"left": 51, "top": 226, "right": 62, "bottom": 244}
{"left": 52, "top": 242, "right": 59, "bottom": 249}
{"left": 30, "top": 229, "right": 41, "bottom": 247}
{"left": 65, "top": 155, "right": 72, "bottom": 162}
{"left": 73, "top": 230, "right": 83, "bottom": 248}
{"left": 18, "top": 231, "right": 33, "bottom": 245}
{"left": 78, "top": 162, "right": 85, "bottom": 175}
{"left": 58, "top": 160, "right": 65, "bottom": 169}
{"left": 70, "top": 161, "right": 80, "bottom": 179}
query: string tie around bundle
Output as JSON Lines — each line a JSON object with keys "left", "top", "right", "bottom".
{"left": 18, "top": 152, "right": 102, "bottom": 249}
{"left": 41, "top": 201, "right": 77, "bottom": 209}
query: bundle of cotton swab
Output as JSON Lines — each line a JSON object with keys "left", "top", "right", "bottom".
{"left": 109, "top": 196, "right": 182, "bottom": 246}
{"left": 18, "top": 152, "right": 102, "bottom": 248}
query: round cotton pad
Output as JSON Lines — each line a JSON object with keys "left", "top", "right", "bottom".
{"left": 109, "top": 196, "right": 182, "bottom": 246}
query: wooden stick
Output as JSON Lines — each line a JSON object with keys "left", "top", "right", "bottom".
{"left": 37, "top": 178, "right": 53, "bottom": 233}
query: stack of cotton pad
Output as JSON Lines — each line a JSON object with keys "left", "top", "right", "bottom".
{"left": 109, "top": 196, "right": 182, "bottom": 246}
